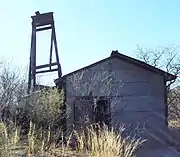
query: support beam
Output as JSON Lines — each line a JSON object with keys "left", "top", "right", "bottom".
{"left": 36, "top": 68, "right": 58, "bottom": 74}
{"left": 36, "top": 62, "right": 58, "bottom": 69}
{"left": 36, "top": 26, "right": 52, "bottom": 32}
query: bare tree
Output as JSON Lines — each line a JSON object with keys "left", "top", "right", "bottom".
{"left": 168, "top": 88, "right": 180, "bottom": 119}
{"left": 0, "top": 61, "right": 27, "bottom": 123}
{"left": 136, "top": 45, "right": 180, "bottom": 120}
{"left": 0, "top": 60, "right": 67, "bottom": 145}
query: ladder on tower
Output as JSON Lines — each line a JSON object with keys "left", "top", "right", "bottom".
{"left": 28, "top": 11, "right": 62, "bottom": 93}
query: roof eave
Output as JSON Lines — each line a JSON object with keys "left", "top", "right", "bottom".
{"left": 165, "top": 73, "right": 177, "bottom": 82}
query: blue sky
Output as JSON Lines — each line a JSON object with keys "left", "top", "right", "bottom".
{"left": 0, "top": 0, "right": 180, "bottom": 85}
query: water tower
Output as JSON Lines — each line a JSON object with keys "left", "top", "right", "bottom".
{"left": 28, "top": 11, "right": 62, "bottom": 93}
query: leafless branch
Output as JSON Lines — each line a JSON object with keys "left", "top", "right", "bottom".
{"left": 0, "top": 61, "right": 27, "bottom": 123}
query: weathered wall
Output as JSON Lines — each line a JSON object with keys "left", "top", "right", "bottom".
{"left": 65, "top": 59, "right": 113, "bottom": 132}
{"left": 110, "top": 58, "right": 165, "bottom": 126}
{"left": 65, "top": 57, "right": 166, "bottom": 147}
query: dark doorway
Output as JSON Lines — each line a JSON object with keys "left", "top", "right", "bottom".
{"left": 74, "top": 96, "right": 111, "bottom": 129}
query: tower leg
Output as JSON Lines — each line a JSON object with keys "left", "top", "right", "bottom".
{"left": 49, "top": 29, "right": 53, "bottom": 70}
{"left": 28, "top": 26, "right": 35, "bottom": 93}
{"left": 32, "top": 26, "right": 36, "bottom": 91}
{"left": 52, "top": 23, "right": 62, "bottom": 78}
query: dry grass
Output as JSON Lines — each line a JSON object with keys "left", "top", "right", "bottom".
{"left": 71, "top": 124, "right": 145, "bottom": 157}
{"left": 0, "top": 122, "right": 145, "bottom": 157}
{"left": 169, "top": 119, "right": 180, "bottom": 141}
{"left": 0, "top": 121, "right": 23, "bottom": 157}
{"left": 169, "top": 119, "right": 180, "bottom": 131}
{"left": 167, "top": 119, "right": 180, "bottom": 150}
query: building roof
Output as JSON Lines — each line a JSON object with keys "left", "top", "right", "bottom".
{"left": 55, "top": 50, "right": 176, "bottom": 84}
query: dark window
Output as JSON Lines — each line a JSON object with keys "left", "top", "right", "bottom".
{"left": 94, "top": 97, "right": 111, "bottom": 127}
